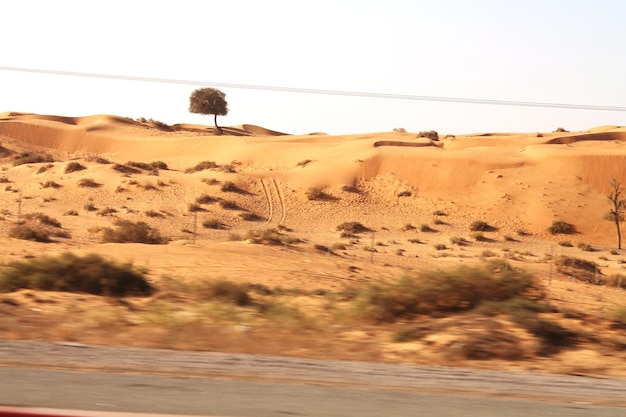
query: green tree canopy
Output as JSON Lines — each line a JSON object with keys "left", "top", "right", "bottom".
{"left": 189, "top": 88, "right": 229, "bottom": 134}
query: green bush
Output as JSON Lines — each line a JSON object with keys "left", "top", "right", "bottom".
{"left": 102, "top": 220, "right": 166, "bottom": 244}
{"left": 0, "top": 252, "right": 153, "bottom": 296}
{"left": 355, "top": 260, "right": 537, "bottom": 322}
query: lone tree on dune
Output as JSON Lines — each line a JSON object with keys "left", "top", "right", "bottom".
{"left": 604, "top": 177, "right": 626, "bottom": 249}
{"left": 189, "top": 87, "right": 228, "bottom": 135}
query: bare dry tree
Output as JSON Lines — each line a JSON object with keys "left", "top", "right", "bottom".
{"left": 605, "top": 177, "right": 626, "bottom": 249}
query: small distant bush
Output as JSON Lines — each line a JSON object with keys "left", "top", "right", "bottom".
{"left": 221, "top": 181, "right": 239, "bottom": 192}
{"left": 24, "top": 213, "right": 62, "bottom": 228}
{"left": 558, "top": 241, "right": 574, "bottom": 247}
{"left": 202, "top": 219, "right": 223, "bottom": 229}
{"left": 337, "top": 222, "right": 370, "bottom": 235}
{"left": 471, "top": 232, "right": 488, "bottom": 242}
{"left": 63, "top": 210, "right": 79, "bottom": 216}
{"left": 113, "top": 164, "right": 141, "bottom": 175}
{"left": 555, "top": 255, "right": 599, "bottom": 283}
{"left": 306, "top": 186, "right": 332, "bottom": 201}
{"left": 41, "top": 180, "right": 61, "bottom": 189}
{"left": 450, "top": 236, "right": 468, "bottom": 246}
{"left": 554, "top": 127, "right": 569, "bottom": 133}
{"left": 0, "top": 176, "right": 10, "bottom": 183}
{"left": 470, "top": 220, "right": 491, "bottom": 232}
{"left": 201, "top": 177, "right": 219, "bottom": 185}
{"left": 145, "top": 210, "right": 164, "bottom": 218}
{"left": 576, "top": 242, "right": 594, "bottom": 252}
{"left": 548, "top": 220, "right": 576, "bottom": 235}
{"left": 417, "top": 130, "right": 439, "bottom": 141}
{"left": 196, "top": 194, "right": 217, "bottom": 204}
{"left": 187, "top": 203, "right": 205, "bottom": 213}
{"left": 8, "top": 225, "right": 51, "bottom": 242}
{"left": 401, "top": 223, "right": 415, "bottom": 231}
{"left": 433, "top": 218, "right": 446, "bottom": 225}
{"left": 185, "top": 160, "right": 219, "bottom": 173}
{"left": 196, "top": 280, "right": 252, "bottom": 306}
{"left": 97, "top": 207, "right": 118, "bottom": 217}
{"left": 420, "top": 224, "right": 435, "bottom": 232}
{"left": 0, "top": 252, "right": 153, "bottom": 296}
{"left": 397, "top": 191, "right": 411, "bottom": 197}
{"left": 239, "top": 212, "right": 262, "bottom": 222}
{"left": 218, "top": 199, "right": 240, "bottom": 210}
{"left": 84, "top": 202, "right": 97, "bottom": 212}
{"left": 434, "top": 243, "right": 447, "bottom": 250}
{"left": 101, "top": 220, "right": 166, "bottom": 244}
{"left": 433, "top": 210, "right": 446, "bottom": 216}
{"left": 245, "top": 228, "right": 292, "bottom": 245}
{"left": 77, "top": 178, "right": 101, "bottom": 188}
{"left": 65, "top": 162, "right": 86, "bottom": 173}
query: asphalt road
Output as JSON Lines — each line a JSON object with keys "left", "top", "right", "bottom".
{"left": 1, "top": 340, "right": 625, "bottom": 416}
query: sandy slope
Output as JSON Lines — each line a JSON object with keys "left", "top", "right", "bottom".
{"left": 0, "top": 112, "right": 625, "bottom": 376}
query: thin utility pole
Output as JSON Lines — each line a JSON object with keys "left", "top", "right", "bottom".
{"left": 16, "top": 192, "right": 22, "bottom": 224}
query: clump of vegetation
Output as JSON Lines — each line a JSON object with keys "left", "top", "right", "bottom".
{"left": 13, "top": 152, "right": 54, "bottom": 166}
{"left": 450, "top": 236, "right": 468, "bottom": 246}
{"left": 434, "top": 243, "right": 447, "bottom": 250}
{"left": 470, "top": 220, "right": 492, "bottom": 232}
{"left": 144, "top": 210, "right": 164, "bottom": 218}
{"left": 555, "top": 255, "right": 599, "bottom": 283}
{"left": 97, "top": 207, "right": 118, "bottom": 217}
{"left": 417, "top": 130, "right": 439, "bottom": 141}
{"left": 221, "top": 181, "right": 240, "bottom": 193}
{"left": 239, "top": 212, "right": 262, "bottom": 222}
{"left": 337, "top": 222, "right": 370, "bottom": 237}
{"left": 355, "top": 260, "right": 537, "bottom": 322}
{"left": 101, "top": 220, "right": 166, "bottom": 244}
{"left": 8, "top": 225, "right": 51, "bottom": 242}
{"left": 0, "top": 252, "right": 153, "bottom": 296}
{"left": 185, "top": 160, "right": 233, "bottom": 174}
{"left": 558, "top": 241, "right": 574, "bottom": 247}
{"left": 195, "top": 194, "right": 217, "bottom": 204}
{"left": 23, "top": 212, "right": 62, "bottom": 228}
{"left": 433, "top": 210, "right": 447, "bottom": 216}
{"left": 77, "top": 178, "right": 101, "bottom": 188}
{"left": 218, "top": 199, "right": 240, "bottom": 210}
{"left": 65, "top": 162, "right": 86, "bottom": 173}
{"left": 195, "top": 280, "right": 252, "bottom": 306}
{"left": 41, "top": 180, "right": 62, "bottom": 189}
{"left": 554, "top": 127, "right": 569, "bottom": 133}
{"left": 113, "top": 164, "right": 141, "bottom": 175}
{"left": 401, "top": 223, "right": 416, "bottom": 231}
{"left": 397, "top": 191, "right": 412, "bottom": 197}
{"left": 306, "top": 186, "right": 333, "bottom": 201}
{"left": 420, "top": 224, "right": 435, "bottom": 232}
{"left": 244, "top": 228, "right": 299, "bottom": 245}
{"left": 576, "top": 242, "right": 594, "bottom": 252}
{"left": 202, "top": 219, "right": 223, "bottom": 229}
{"left": 548, "top": 220, "right": 576, "bottom": 235}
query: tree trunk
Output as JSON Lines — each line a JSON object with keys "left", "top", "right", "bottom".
{"left": 616, "top": 217, "right": 622, "bottom": 250}
{"left": 214, "top": 114, "right": 222, "bottom": 135}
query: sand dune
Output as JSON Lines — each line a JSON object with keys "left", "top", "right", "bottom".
{"left": 2, "top": 112, "right": 626, "bottom": 375}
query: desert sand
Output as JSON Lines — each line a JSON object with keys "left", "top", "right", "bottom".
{"left": 0, "top": 112, "right": 625, "bottom": 377}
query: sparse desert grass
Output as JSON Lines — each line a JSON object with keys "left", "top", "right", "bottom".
{"left": 548, "top": 220, "right": 576, "bottom": 235}
{"left": 63, "top": 210, "right": 79, "bottom": 216}
{"left": 194, "top": 280, "right": 252, "bottom": 306}
{"left": 65, "top": 162, "right": 86, "bottom": 173}
{"left": 84, "top": 202, "right": 98, "bottom": 212}
{"left": 420, "top": 224, "right": 435, "bottom": 232}
{"left": 77, "top": 178, "right": 101, "bottom": 188}
{"left": 408, "top": 238, "right": 421, "bottom": 244}
{"left": 296, "top": 159, "right": 312, "bottom": 167}
{"left": 187, "top": 203, "right": 205, "bottom": 213}
{"left": 101, "top": 220, "right": 166, "bottom": 244}
{"left": 450, "top": 236, "right": 468, "bottom": 246}
{"left": 558, "top": 241, "right": 574, "bottom": 247}
{"left": 555, "top": 255, "right": 599, "bottom": 283}
{"left": 201, "top": 177, "right": 219, "bottom": 185}
{"left": 341, "top": 184, "right": 360, "bottom": 193}
{"left": 401, "top": 223, "right": 415, "bottom": 231}
{"left": 354, "top": 260, "right": 536, "bottom": 322}
{"left": 142, "top": 182, "right": 159, "bottom": 191}
{"left": 36, "top": 164, "right": 53, "bottom": 174}
{"left": 0, "top": 252, "right": 153, "bottom": 296}
{"left": 245, "top": 228, "right": 299, "bottom": 245}
{"left": 8, "top": 224, "right": 51, "bottom": 242}
{"left": 471, "top": 232, "right": 489, "bottom": 242}
{"left": 113, "top": 164, "right": 141, "bottom": 175}
{"left": 434, "top": 243, "right": 447, "bottom": 250}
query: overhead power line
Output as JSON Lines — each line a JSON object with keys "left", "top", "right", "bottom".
{"left": 1, "top": 65, "right": 625, "bottom": 112}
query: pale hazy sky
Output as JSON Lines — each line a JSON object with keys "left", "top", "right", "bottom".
{"left": 1, "top": 0, "right": 625, "bottom": 135}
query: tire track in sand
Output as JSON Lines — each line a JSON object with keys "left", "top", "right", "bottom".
{"left": 260, "top": 178, "right": 285, "bottom": 227}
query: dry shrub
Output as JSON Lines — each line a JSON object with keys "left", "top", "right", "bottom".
{"left": 337, "top": 222, "right": 370, "bottom": 235}
{"left": 8, "top": 225, "right": 51, "bottom": 242}
{"left": 202, "top": 219, "right": 223, "bottom": 229}
{"left": 0, "top": 252, "right": 153, "bottom": 296}
{"left": 195, "top": 194, "right": 218, "bottom": 204}
{"left": 306, "top": 187, "right": 333, "bottom": 201}
{"left": 195, "top": 280, "right": 252, "bottom": 306}
{"left": 101, "top": 220, "right": 166, "bottom": 244}
{"left": 65, "top": 162, "right": 86, "bottom": 173}
{"left": 23, "top": 212, "right": 62, "bottom": 228}
{"left": 113, "top": 164, "right": 141, "bottom": 175}
{"left": 355, "top": 260, "right": 537, "bottom": 322}
{"left": 13, "top": 152, "right": 54, "bottom": 166}
{"left": 77, "top": 178, "right": 101, "bottom": 188}
{"left": 555, "top": 255, "right": 599, "bottom": 283}
{"left": 548, "top": 220, "right": 576, "bottom": 235}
